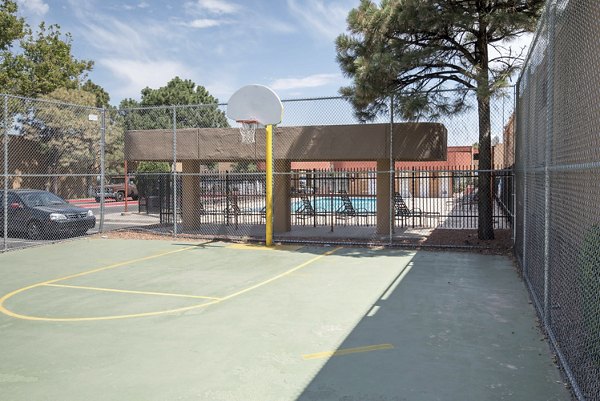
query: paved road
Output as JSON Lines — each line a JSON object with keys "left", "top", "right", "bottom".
{"left": 69, "top": 198, "right": 140, "bottom": 214}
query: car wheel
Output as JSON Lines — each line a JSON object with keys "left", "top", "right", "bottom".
{"left": 115, "top": 191, "right": 124, "bottom": 202}
{"left": 27, "top": 220, "right": 43, "bottom": 240}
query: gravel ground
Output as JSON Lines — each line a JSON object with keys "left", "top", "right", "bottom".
{"left": 422, "top": 228, "right": 513, "bottom": 254}
{"left": 91, "top": 228, "right": 513, "bottom": 255}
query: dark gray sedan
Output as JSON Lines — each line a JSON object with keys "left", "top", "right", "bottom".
{"left": 0, "top": 189, "right": 96, "bottom": 240}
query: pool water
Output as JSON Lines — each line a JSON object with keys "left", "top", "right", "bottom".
{"left": 293, "top": 196, "right": 376, "bottom": 213}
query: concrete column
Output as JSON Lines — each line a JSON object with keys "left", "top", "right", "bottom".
{"left": 273, "top": 160, "right": 291, "bottom": 233}
{"left": 376, "top": 159, "right": 392, "bottom": 235}
{"left": 181, "top": 160, "right": 202, "bottom": 231}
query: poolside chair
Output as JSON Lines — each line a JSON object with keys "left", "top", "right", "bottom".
{"left": 223, "top": 195, "right": 241, "bottom": 215}
{"left": 295, "top": 195, "right": 316, "bottom": 222}
{"left": 335, "top": 190, "right": 369, "bottom": 225}
{"left": 394, "top": 193, "right": 423, "bottom": 227}
{"left": 394, "top": 193, "right": 440, "bottom": 227}
{"left": 259, "top": 206, "right": 266, "bottom": 223}
{"left": 461, "top": 190, "right": 479, "bottom": 211}
{"left": 198, "top": 200, "right": 207, "bottom": 215}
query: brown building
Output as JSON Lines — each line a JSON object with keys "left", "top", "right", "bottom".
{"left": 125, "top": 122, "right": 447, "bottom": 234}
{"left": 289, "top": 146, "right": 479, "bottom": 198}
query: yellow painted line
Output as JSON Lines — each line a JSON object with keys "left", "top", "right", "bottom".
{"left": 43, "top": 283, "right": 221, "bottom": 300}
{"left": 0, "top": 246, "right": 341, "bottom": 322}
{"left": 227, "top": 243, "right": 302, "bottom": 252}
{"left": 0, "top": 245, "right": 200, "bottom": 321}
{"left": 302, "top": 343, "right": 394, "bottom": 360}
{"left": 219, "top": 247, "right": 340, "bottom": 301}
{"left": 49, "top": 245, "right": 199, "bottom": 285}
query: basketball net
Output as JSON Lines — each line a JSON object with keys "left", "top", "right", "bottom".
{"left": 238, "top": 120, "right": 258, "bottom": 144}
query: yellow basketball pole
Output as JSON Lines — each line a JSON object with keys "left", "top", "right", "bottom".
{"left": 265, "top": 124, "right": 273, "bottom": 246}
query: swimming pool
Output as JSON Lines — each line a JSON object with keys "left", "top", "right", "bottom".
{"left": 293, "top": 196, "right": 376, "bottom": 213}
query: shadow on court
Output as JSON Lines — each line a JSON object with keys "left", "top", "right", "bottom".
{"left": 296, "top": 251, "right": 570, "bottom": 401}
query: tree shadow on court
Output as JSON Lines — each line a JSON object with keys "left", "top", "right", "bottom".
{"left": 294, "top": 251, "right": 567, "bottom": 401}
{"left": 169, "top": 240, "right": 416, "bottom": 259}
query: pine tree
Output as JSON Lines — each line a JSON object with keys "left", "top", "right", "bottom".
{"left": 336, "top": 0, "right": 544, "bottom": 239}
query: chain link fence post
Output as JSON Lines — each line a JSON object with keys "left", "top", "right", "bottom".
{"left": 3, "top": 94, "right": 8, "bottom": 252}
{"left": 99, "top": 107, "right": 106, "bottom": 233}
{"left": 543, "top": 0, "right": 557, "bottom": 327}
{"left": 389, "top": 94, "right": 394, "bottom": 246}
{"left": 172, "top": 106, "right": 178, "bottom": 236}
{"left": 522, "top": 71, "right": 530, "bottom": 280}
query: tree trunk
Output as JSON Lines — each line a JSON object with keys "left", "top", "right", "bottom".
{"left": 477, "top": 94, "right": 495, "bottom": 240}
{"left": 476, "top": 13, "right": 494, "bottom": 241}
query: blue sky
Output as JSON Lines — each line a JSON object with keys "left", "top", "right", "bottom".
{"left": 15, "top": 0, "right": 358, "bottom": 106}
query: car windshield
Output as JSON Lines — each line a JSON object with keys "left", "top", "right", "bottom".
{"left": 20, "top": 192, "right": 67, "bottom": 207}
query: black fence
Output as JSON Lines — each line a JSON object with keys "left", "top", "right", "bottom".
{"left": 138, "top": 172, "right": 266, "bottom": 227}
{"left": 290, "top": 168, "right": 513, "bottom": 231}
{"left": 136, "top": 168, "right": 513, "bottom": 235}
{"left": 137, "top": 173, "right": 181, "bottom": 224}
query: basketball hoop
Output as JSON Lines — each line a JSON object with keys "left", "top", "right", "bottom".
{"left": 238, "top": 120, "right": 258, "bottom": 144}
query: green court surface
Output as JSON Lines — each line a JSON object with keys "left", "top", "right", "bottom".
{"left": 0, "top": 239, "right": 570, "bottom": 401}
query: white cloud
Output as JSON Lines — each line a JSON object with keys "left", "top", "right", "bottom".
{"left": 100, "top": 58, "right": 194, "bottom": 98}
{"left": 287, "top": 0, "right": 352, "bottom": 41}
{"left": 265, "top": 19, "right": 296, "bottom": 34}
{"left": 271, "top": 73, "right": 342, "bottom": 90}
{"left": 185, "top": 0, "right": 240, "bottom": 15}
{"left": 205, "top": 80, "right": 237, "bottom": 102}
{"left": 184, "top": 18, "right": 224, "bottom": 29}
{"left": 123, "top": 2, "right": 149, "bottom": 10}
{"left": 81, "top": 19, "right": 161, "bottom": 58}
{"left": 16, "top": 0, "right": 49, "bottom": 15}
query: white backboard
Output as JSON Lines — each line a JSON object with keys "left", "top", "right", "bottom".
{"left": 227, "top": 84, "right": 283, "bottom": 125}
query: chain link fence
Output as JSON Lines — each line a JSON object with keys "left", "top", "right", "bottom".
{"left": 3, "top": 88, "right": 514, "bottom": 251}
{"left": 515, "top": 0, "right": 600, "bottom": 399}
{"left": 1, "top": 95, "right": 104, "bottom": 245}
{"left": 117, "top": 93, "right": 513, "bottom": 245}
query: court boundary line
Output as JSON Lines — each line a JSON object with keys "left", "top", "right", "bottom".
{"left": 44, "top": 283, "right": 221, "bottom": 300}
{"left": 0, "top": 245, "right": 341, "bottom": 322}
{"left": 302, "top": 343, "right": 395, "bottom": 360}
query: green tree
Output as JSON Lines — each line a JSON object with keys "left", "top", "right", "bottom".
{"left": 336, "top": 0, "right": 543, "bottom": 240}
{"left": 104, "top": 107, "right": 125, "bottom": 176}
{"left": 133, "top": 161, "right": 171, "bottom": 200}
{"left": 82, "top": 79, "right": 110, "bottom": 108}
{"left": 0, "top": 1, "right": 93, "bottom": 97}
{"left": 136, "top": 161, "right": 171, "bottom": 173}
{"left": 0, "top": 0, "right": 24, "bottom": 51}
{"left": 20, "top": 89, "right": 98, "bottom": 194}
{"left": 120, "top": 77, "right": 229, "bottom": 131}
{"left": 0, "top": 0, "right": 26, "bottom": 93}
{"left": 232, "top": 161, "right": 258, "bottom": 173}
{"left": 20, "top": 88, "right": 122, "bottom": 194}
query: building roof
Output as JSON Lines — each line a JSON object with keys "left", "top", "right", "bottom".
{"left": 125, "top": 123, "right": 447, "bottom": 162}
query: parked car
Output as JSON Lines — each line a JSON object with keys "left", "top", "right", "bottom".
{"left": 0, "top": 189, "right": 96, "bottom": 240}
{"left": 95, "top": 176, "right": 138, "bottom": 202}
